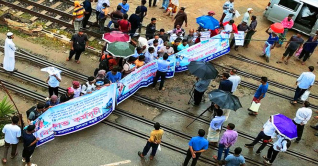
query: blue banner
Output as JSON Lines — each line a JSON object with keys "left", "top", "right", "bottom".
{"left": 34, "top": 84, "right": 117, "bottom": 146}
{"left": 175, "top": 34, "right": 230, "bottom": 72}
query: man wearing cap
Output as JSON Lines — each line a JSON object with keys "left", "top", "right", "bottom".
{"left": 46, "top": 95, "right": 60, "bottom": 107}
{"left": 277, "top": 14, "right": 294, "bottom": 47}
{"left": 60, "top": 87, "right": 75, "bottom": 103}
{"left": 173, "top": 7, "right": 187, "bottom": 28}
{"left": 242, "top": 8, "right": 253, "bottom": 24}
{"left": 71, "top": 81, "right": 82, "bottom": 98}
{"left": 81, "top": 76, "right": 96, "bottom": 95}
{"left": 3, "top": 32, "right": 17, "bottom": 72}
{"left": 72, "top": 1, "right": 85, "bottom": 33}
{"left": 208, "top": 11, "right": 215, "bottom": 17}
{"left": 22, "top": 125, "right": 39, "bottom": 166}
{"left": 67, "top": 29, "right": 88, "bottom": 64}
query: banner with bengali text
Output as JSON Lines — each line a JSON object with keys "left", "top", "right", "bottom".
{"left": 175, "top": 33, "right": 230, "bottom": 72}
{"left": 34, "top": 84, "right": 117, "bottom": 146}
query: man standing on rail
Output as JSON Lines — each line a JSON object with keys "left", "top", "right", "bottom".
{"left": 72, "top": 1, "right": 85, "bottom": 34}
{"left": 138, "top": 122, "right": 164, "bottom": 160}
{"left": 82, "top": 0, "right": 93, "bottom": 29}
{"left": 291, "top": 66, "right": 315, "bottom": 105}
{"left": 2, "top": 32, "right": 17, "bottom": 72}
{"left": 183, "top": 129, "right": 209, "bottom": 166}
{"left": 66, "top": 29, "right": 88, "bottom": 64}
{"left": 293, "top": 101, "right": 312, "bottom": 143}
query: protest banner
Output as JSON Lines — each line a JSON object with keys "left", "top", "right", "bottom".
{"left": 175, "top": 33, "right": 230, "bottom": 72}
{"left": 234, "top": 31, "right": 245, "bottom": 46}
{"left": 34, "top": 84, "right": 117, "bottom": 146}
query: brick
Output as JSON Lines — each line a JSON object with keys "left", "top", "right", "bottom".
{"left": 50, "top": 2, "right": 62, "bottom": 9}
{"left": 16, "top": 11, "right": 24, "bottom": 16}
{"left": 29, "top": 16, "right": 38, "bottom": 22}
{"left": 45, "top": 21, "right": 53, "bottom": 27}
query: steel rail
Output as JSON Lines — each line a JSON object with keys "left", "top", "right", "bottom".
{"left": 212, "top": 63, "right": 318, "bottom": 100}
{"left": 228, "top": 54, "right": 318, "bottom": 85}
{"left": 1, "top": 50, "right": 317, "bottom": 163}
{"left": 131, "top": 95, "right": 318, "bottom": 164}
{"left": 0, "top": 0, "right": 101, "bottom": 38}
{"left": 1, "top": 80, "right": 217, "bottom": 165}
{"left": 113, "top": 109, "right": 263, "bottom": 165}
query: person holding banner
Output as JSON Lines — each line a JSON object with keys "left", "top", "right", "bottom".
{"left": 71, "top": 81, "right": 82, "bottom": 98}
{"left": 260, "top": 28, "right": 279, "bottom": 63}
{"left": 230, "top": 21, "right": 248, "bottom": 51}
{"left": 153, "top": 53, "right": 170, "bottom": 91}
{"left": 60, "top": 87, "right": 75, "bottom": 103}
{"left": 22, "top": 125, "right": 39, "bottom": 166}
{"left": 106, "top": 68, "right": 122, "bottom": 83}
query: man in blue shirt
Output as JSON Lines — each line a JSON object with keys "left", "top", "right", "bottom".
{"left": 219, "top": 73, "right": 233, "bottom": 93}
{"left": 261, "top": 27, "right": 279, "bottom": 63}
{"left": 119, "top": 0, "right": 129, "bottom": 14}
{"left": 248, "top": 77, "right": 268, "bottom": 115}
{"left": 82, "top": 0, "right": 92, "bottom": 28}
{"left": 136, "top": 0, "right": 147, "bottom": 32}
{"left": 177, "top": 39, "right": 189, "bottom": 51}
{"left": 298, "top": 36, "right": 318, "bottom": 65}
{"left": 128, "top": 10, "right": 141, "bottom": 37}
{"left": 152, "top": 53, "right": 170, "bottom": 90}
{"left": 183, "top": 129, "right": 209, "bottom": 166}
{"left": 225, "top": 147, "right": 246, "bottom": 166}
{"left": 106, "top": 68, "right": 122, "bottom": 83}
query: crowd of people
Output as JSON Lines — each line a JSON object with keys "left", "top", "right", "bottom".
{"left": 2, "top": 0, "right": 318, "bottom": 166}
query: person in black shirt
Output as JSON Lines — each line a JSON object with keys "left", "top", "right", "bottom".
{"left": 159, "top": 29, "right": 169, "bottom": 42}
{"left": 129, "top": 10, "right": 141, "bottom": 37}
{"left": 146, "top": 18, "right": 157, "bottom": 39}
{"left": 22, "top": 125, "right": 39, "bottom": 166}
{"left": 172, "top": 39, "right": 181, "bottom": 53}
{"left": 219, "top": 73, "right": 233, "bottom": 93}
{"left": 82, "top": 0, "right": 92, "bottom": 28}
{"left": 66, "top": 29, "right": 88, "bottom": 64}
{"left": 136, "top": 0, "right": 147, "bottom": 32}
{"left": 60, "top": 87, "right": 75, "bottom": 103}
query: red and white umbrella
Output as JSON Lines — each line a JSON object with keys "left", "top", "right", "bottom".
{"left": 102, "top": 31, "right": 130, "bottom": 43}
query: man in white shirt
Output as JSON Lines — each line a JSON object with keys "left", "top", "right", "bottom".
{"left": 220, "top": 0, "right": 235, "bottom": 23}
{"left": 148, "top": 39, "right": 162, "bottom": 57}
{"left": 207, "top": 109, "right": 226, "bottom": 146}
{"left": 245, "top": 116, "right": 276, "bottom": 154}
{"left": 242, "top": 8, "right": 253, "bottom": 24}
{"left": 147, "top": 35, "right": 164, "bottom": 46}
{"left": 228, "top": 69, "right": 241, "bottom": 93}
{"left": 293, "top": 101, "right": 312, "bottom": 143}
{"left": 133, "top": 35, "right": 148, "bottom": 53}
{"left": 71, "top": 81, "right": 82, "bottom": 98}
{"left": 291, "top": 66, "right": 315, "bottom": 104}
{"left": 2, "top": 116, "right": 21, "bottom": 163}
{"left": 81, "top": 76, "right": 96, "bottom": 95}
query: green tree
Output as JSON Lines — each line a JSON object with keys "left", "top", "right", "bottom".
{"left": 0, "top": 96, "right": 16, "bottom": 120}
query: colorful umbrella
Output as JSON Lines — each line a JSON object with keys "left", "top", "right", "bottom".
{"left": 271, "top": 114, "right": 297, "bottom": 140}
{"left": 106, "top": 42, "right": 135, "bottom": 58}
{"left": 196, "top": 16, "right": 220, "bottom": 30}
{"left": 102, "top": 31, "right": 130, "bottom": 43}
{"left": 270, "top": 23, "right": 284, "bottom": 33}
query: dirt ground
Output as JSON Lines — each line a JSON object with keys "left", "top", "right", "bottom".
{"left": 1, "top": 0, "right": 318, "bottom": 165}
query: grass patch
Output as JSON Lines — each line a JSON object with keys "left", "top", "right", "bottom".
{"left": 20, "top": 13, "right": 33, "bottom": 20}
{"left": 89, "top": 39, "right": 102, "bottom": 50}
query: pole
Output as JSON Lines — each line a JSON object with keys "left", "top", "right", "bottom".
{"left": 0, "top": 80, "right": 24, "bottom": 129}
{"left": 186, "top": 106, "right": 211, "bottom": 128}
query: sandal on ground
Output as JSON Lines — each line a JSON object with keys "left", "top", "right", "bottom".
{"left": 314, "top": 149, "right": 318, "bottom": 153}
{"left": 66, "top": 58, "right": 70, "bottom": 61}
{"left": 213, "top": 155, "right": 218, "bottom": 160}
{"left": 248, "top": 112, "right": 257, "bottom": 116}
{"left": 22, "top": 158, "right": 25, "bottom": 162}
{"left": 2, "top": 158, "right": 7, "bottom": 163}
{"left": 301, "top": 62, "right": 305, "bottom": 65}
{"left": 284, "top": 60, "right": 288, "bottom": 65}
{"left": 10, "top": 152, "right": 18, "bottom": 159}
{"left": 262, "top": 156, "right": 269, "bottom": 161}
{"left": 138, "top": 151, "right": 144, "bottom": 158}
{"left": 25, "top": 164, "right": 37, "bottom": 166}
{"left": 290, "top": 101, "right": 297, "bottom": 105}
{"left": 150, "top": 155, "right": 154, "bottom": 160}
{"left": 161, "top": 87, "right": 165, "bottom": 91}
{"left": 75, "top": 60, "right": 80, "bottom": 64}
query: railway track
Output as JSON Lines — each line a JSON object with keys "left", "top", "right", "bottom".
{"left": 0, "top": 0, "right": 101, "bottom": 38}
{"left": 1, "top": 49, "right": 318, "bottom": 164}
{"left": 212, "top": 63, "right": 318, "bottom": 100}
{"left": 1, "top": 78, "right": 220, "bottom": 165}
{"left": 228, "top": 54, "right": 318, "bottom": 85}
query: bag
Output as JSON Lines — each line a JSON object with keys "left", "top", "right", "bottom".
{"left": 300, "top": 90, "right": 310, "bottom": 101}
{"left": 249, "top": 101, "right": 261, "bottom": 112}
{"left": 157, "top": 144, "right": 161, "bottom": 151}
{"left": 26, "top": 106, "right": 37, "bottom": 120}
{"left": 294, "top": 48, "right": 302, "bottom": 57}
{"left": 99, "top": 57, "right": 112, "bottom": 72}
